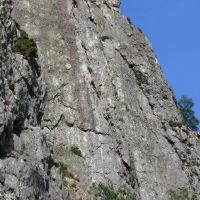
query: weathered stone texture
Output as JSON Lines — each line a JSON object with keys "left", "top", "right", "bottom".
{"left": 0, "top": 0, "right": 63, "bottom": 199}
{"left": 0, "top": 0, "right": 199, "bottom": 199}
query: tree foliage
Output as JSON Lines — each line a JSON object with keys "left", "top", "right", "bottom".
{"left": 178, "top": 96, "right": 199, "bottom": 131}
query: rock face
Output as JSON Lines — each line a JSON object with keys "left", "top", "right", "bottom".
{"left": 0, "top": 0, "right": 199, "bottom": 199}
{"left": 0, "top": 1, "right": 63, "bottom": 199}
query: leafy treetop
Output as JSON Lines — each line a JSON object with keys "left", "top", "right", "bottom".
{"left": 178, "top": 96, "right": 199, "bottom": 131}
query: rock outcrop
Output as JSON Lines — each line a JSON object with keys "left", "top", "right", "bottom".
{"left": 0, "top": 1, "right": 63, "bottom": 199}
{"left": 0, "top": 0, "right": 199, "bottom": 199}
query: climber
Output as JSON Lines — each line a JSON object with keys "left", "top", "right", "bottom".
{"left": 72, "top": 0, "right": 78, "bottom": 8}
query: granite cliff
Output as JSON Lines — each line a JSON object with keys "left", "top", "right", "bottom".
{"left": 0, "top": 0, "right": 200, "bottom": 199}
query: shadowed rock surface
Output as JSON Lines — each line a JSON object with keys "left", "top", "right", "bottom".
{"left": 0, "top": 0, "right": 199, "bottom": 199}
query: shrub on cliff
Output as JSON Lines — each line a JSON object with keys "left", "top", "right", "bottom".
{"left": 92, "top": 184, "right": 135, "bottom": 200}
{"left": 12, "top": 29, "right": 37, "bottom": 58}
{"left": 178, "top": 96, "right": 199, "bottom": 131}
{"left": 168, "top": 187, "right": 197, "bottom": 200}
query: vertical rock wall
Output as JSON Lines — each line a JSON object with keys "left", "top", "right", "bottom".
{"left": 0, "top": 0, "right": 63, "bottom": 199}
{"left": 0, "top": 0, "right": 199, "bottom": 199}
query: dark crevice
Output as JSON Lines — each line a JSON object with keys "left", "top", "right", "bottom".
{"left": 13, "top": 118, "right": 24, "bottom": 135}
{"left": 88, "top": 66, "right": 93, "bottom": 74}
{"left": 116, "top": 150, "right": 141, "bottom": 199}
{"left": 164, "top": 134, "right": 176, "bottom": 146}
{"left": 50, "top": 114, "right": 64, "bottom": 131}
{"left": 0, "top": 170, "right": 5, "bottom": 186}
{"left": 28, "top": 58, "right": 41, "bottom": 77}
{"left": 28, "top": 169, "right": 49, "bottom": 193}
{"left": 42, "top": 155, "right": 59, "bottom": 176}
{"left": 77, "top": 124, "right": 108, "bottom": 136}
{"left": 90, "top": 80, "right": 96, "bottom": 90}
{"left": 22, "top": 77, "right": 36, "bottom": 97}
{"left": 0, "top": 122, "right": 14, "bottom": 158}
{"left": 37, "top": 111, "right": 44, "bottom": 125}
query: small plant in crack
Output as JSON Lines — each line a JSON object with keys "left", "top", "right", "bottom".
{"left": 60, "top": 162, "right": 68, "bottom": 176}
{"left": 59, "top": 162, "right": 79, "bottom": 183}
{"left": 71, "top": 146, "right": 83, "bottom": 157}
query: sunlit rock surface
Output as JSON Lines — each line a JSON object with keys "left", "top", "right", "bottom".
{"left": 0, "top": 0, "right": 199, "bottom": 199}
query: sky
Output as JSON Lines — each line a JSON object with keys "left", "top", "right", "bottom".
{"left": 121, "top": 0, "right": 200, "bottom": 125}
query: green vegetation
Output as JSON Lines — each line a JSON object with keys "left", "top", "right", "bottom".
{"left": 168, "top": 188, "right": 197, "bottom": 200}
{"left": 178, "top": 96, "right": 199, "bottom": 131}
{"left": 71, "top": 146, "right": 83, "bottom": 157}
{"left": 177, "top": 105, "right": 186, "bottom": 123}
{"left": 20, "top": 29, "right": 29, "bottom": 39}
{"left": 59, "top": 162, "right": 78, "bottom": 181}
{"left": 169, "top": 120, "right": 184, "bottom": 128}
{"left": 59, "top": 162, "right": 68, "bottom": 176}
{"left": 12, "top": 29, "right": 37, "bottom": 58}
{"left": 92, "top": 184, "right": 135, "bottom": 200}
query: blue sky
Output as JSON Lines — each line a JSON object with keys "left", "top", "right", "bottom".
{"left": 121, "top": 0, "right": 200, "bottom": 125}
